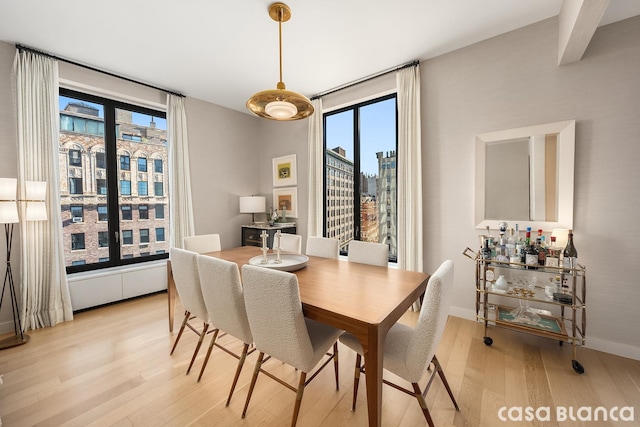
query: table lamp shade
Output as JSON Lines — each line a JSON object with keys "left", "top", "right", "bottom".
{"left": 239, "top": 196, "right": 266, "bottom": 213}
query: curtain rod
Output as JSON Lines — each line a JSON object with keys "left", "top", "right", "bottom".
{"left": 310, "top": 60, "right": 419, "bottom": 100}
{"left": 16, "top": 44, "right": 185, "bottom": 98}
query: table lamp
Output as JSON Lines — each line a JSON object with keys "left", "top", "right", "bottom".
{"left": 239, "top": 196, "right": 266, "bottom": 225}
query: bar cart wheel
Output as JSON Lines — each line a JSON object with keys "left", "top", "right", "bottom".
{"left": 483, "top": 336, "right": 493, "bottom": 346}
{"left": 572, "top": 360, "right": 585, "bottom": 374}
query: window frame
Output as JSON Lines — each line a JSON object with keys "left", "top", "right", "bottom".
{"left": 60, "top": 88, "right": 168, "bottom": 274}
{"left": 322, "top": 93, "right": 398, "bottom": 261}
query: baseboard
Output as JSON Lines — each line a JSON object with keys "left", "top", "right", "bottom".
{"left": 447, "top": 306, "right": 640, "bottom": 361}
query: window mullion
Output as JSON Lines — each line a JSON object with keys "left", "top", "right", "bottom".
{"left": 104, "top": 103, "right": 121, "bottom": 263}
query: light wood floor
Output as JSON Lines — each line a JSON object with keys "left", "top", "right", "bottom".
{"left": 0, "top": 292, "right": 638, "bottom": 427}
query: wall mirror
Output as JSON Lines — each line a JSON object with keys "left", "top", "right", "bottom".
{"left": 475, "top": 120, "right": 575, "bottom": 231}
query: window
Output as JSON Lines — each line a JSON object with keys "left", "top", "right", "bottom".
{"left": 69, "top": 178, "right": 83, "bottom": 194}
{"left": 154, "top": 159, "right": 163, "bottom": 173}
{"left": 122, "top": 230, "right": 133, "bottom": 245}
{"left": 97, "top": 204, "right": 108, "bottom": 221}
{"left": 68, "top": 149, "right": 82, "bottom": 167}
{"left": 60, "top": 89, "right": 169, "bottom": 273}
{"left": 138, "top": 157, "right": 147, "bottom": 172}
{"left": 96, "top": 179, "right": 107, "bottom": 195}
{"left": 121, "top": 204, "right": 132, "bottom": 220}
{"left": 120, "top": 155, "right": 130, "bottom": 171}
{"left": 154, "top": 182, "right": 163, "bottom": 196}
{"left": 323, "top": 94, "right": 397, "bottom": 261}
{"left": 156, "top": 227, "right": 165, "bottom": 242}
{"left": 120, "top": 180, "right": 131, "bottom": 195}
{"left": 138, "top": 181, "right": 148, "bottom": 196}
{"left": 138, "top": 204, "right": 149, "bottom": 219}
{"left": 96, "top": 152, "right": 106, "bottom": 168}
{"left": 70, "top": 205, "right": 83, "bottom": 222}
{"left": 155, "top": 204, "right": 164, "bottom": 219}
{"left": 71, "top": 233, "right": 85, "bottom": 250}
{"left": 98, "top": 231, "right": 109, "bottom": 247}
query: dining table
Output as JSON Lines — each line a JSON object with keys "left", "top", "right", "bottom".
{"left": 166, "top": 245, "right": 429, "bottom": 427}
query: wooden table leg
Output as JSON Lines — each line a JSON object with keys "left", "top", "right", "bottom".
{"left": 167, "top": 260, "right": 175, "bottom": 333}
{"left": 362, "top": 325, "right": 384, "bottom": 427}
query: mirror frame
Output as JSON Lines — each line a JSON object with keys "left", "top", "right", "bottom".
{"left": 475, "top": 120, "right": 575, "bottom": 231}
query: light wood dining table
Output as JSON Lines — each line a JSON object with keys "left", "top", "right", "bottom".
{"left": 166, "top": 246, "right": 429, "bottom": 427}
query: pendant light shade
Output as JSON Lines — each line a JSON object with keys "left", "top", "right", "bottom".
{"left": 246, "top": 2, "right": 314, "bottom": 121}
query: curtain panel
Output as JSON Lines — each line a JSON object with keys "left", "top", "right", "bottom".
{"left": 13, "top": 49, "right": 73, "bottom": 330}
{"left": 167, "top": 94, "right": 194, "bottom": 248}
{"left": 396, "top": 64, "right": 423, "bottom": 311}
{"left": 307, "top": 98, "right": 324, "bottom": 237}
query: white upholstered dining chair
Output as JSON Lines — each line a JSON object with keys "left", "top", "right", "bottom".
{"left": 196, "top": 255, "right": 254, "bottom": 405}
{"left": 339, "top": 260, "right": 459, "bottom": 426}
{"left": 183, "top": 233, "right": 221, "bottom": 254}
{"left": 240, "top": 264, "right": 343, "bottom": 427}
{"left": 276, "top": 233, "right": 302, "bottom": 253}
{"left": 305, "top": 236, "right": 339, "bottom": 259}
{"left": 169, "top": 247, "right": 210, "bottom": 374}
{"left": 347, "top": 240, "right": 388, "bottom": 267}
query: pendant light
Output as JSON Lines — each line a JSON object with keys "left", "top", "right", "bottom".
{"left": 246, "top": 2, "right": 314, "bottom": 121}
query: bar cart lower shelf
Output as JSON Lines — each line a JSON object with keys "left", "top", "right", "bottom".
{"left": 465, "top": 248, "right": 586, "bottom": 374}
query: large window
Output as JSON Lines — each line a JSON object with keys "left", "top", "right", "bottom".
{"left": 59, "top": 88, "right": 170, "bottom": 273}
{"left": 323, "top": 94, "right": 397, "bottom": 261}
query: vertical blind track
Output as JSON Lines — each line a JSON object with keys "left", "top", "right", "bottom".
{"left": 16, "top": 44, "right": 184, "bottom": 98}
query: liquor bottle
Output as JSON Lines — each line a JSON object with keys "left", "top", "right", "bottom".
{"left": 538, "top": 235, "right": 547, "bottom": 266}
{"left": 525, "top": 227, "right": 532, "bottom": 246}
{"left": 506, "top": 228, "right": 516, "bottom": 258}
{"left": 481, "top": 238, "right": 492, "bottom": 262}
{"left": 563, "top": 230, "right": 578, "bottom": 271}
{"left": 526, "top": 239, "right": 539, "bottom": 269}
{"left": 545, "top": 236, "right": 560, "bottom": 268}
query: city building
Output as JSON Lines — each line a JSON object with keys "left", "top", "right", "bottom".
{"left": 59, "top": 102, "right": 169, "bottom": 266}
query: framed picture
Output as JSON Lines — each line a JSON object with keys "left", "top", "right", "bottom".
{"left": 272, "top": 154, "right": 297, "bottom": 187}
{"left": 273, "top": 187, "right": 298, "bottom": 218}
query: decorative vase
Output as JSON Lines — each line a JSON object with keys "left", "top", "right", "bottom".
{"left": 494, "top": 275, "right": 508, "bottom": 291}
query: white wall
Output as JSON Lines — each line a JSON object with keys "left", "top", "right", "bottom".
{"left": 421, "top": 16, "right": 640, "bottom": 359}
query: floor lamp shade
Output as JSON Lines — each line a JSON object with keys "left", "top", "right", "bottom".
{"left": 25, "top": 180, "right": 47, "bottom": 221}
{"left": 0, "top": 178, "right": 19, "bottom": 224}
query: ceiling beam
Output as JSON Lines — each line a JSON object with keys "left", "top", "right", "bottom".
{"left": 558, "top": 0, "right": 611, "bottom": 65}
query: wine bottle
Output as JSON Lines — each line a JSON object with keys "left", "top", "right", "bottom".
{"left": 481, "top": 238, "right": 492, "bottom": 262}
{"left": 538, "top": 235, "right": 547, "bottom": 266}
{"left": 563, "top": 230, "right": 578, "bottom": 271}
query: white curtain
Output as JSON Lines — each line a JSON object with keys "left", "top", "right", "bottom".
{"left": 396, "top": 64, "right": 423, "bottom": 311}
{"left": 13, "top": 49, "right": 74, "bottom": 330}
{"left": 307, "top": 98, "right": 324, "bottom": 237}
{"left": 167, "top": 94, "right": 194, "bottom": 248}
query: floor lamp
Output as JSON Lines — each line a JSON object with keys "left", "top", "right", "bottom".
{"left": 0, "top": 178, "right": 47, "bottom": 350}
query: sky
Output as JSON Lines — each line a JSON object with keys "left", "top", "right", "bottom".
{"left": 324, "top": 97, "right": 396, "bottom": 175}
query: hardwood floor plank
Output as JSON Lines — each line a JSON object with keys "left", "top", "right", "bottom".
{"left": 1, "top": 293, "right": 639, "bottom": 427}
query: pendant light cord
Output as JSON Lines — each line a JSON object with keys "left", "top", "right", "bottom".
{"left": 278, "top": 6, "right": 284, "bottom": 86}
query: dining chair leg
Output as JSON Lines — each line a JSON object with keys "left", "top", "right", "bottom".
{"left": 226, "top": 343, "right": 250, "bottom": 406}
{"left": 170, "top": 311, "right": 190, "bottom": 355}
{"left": 242, "top": 351, "right": 265, "bottom": 419}
{"left": 351, "top": 354, "right": 362, "bottom": 411}
{"left": 197, "top": 328, "right": 220, "bottom": 382}
{"left": 412, "top": 382, "right": 435, "bottom": 427}
{"left": 186, "top": 323, "right": 209, "bottom": 374}
{"left": 333, "top": 342, "right": 340, "bottom": 390}
{"left": 433, "top": 355, "right": 459, "bottom": 410}
{"left": 291, "top": 371, "right": 307, "bottom": 427}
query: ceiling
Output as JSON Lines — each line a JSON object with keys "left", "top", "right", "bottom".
{"left": 1, "top": 1, "right": 639, "bottom": 115}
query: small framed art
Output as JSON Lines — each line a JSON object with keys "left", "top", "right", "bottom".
{"left": 273, "top": 187, "right": 298, "bottom": 218}
{"left": 272, "top": 154, "right": 297, "bottom": 187}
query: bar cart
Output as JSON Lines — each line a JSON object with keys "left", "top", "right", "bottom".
{"left": 464, "top": 247, "right": 586, "bottom": 374}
